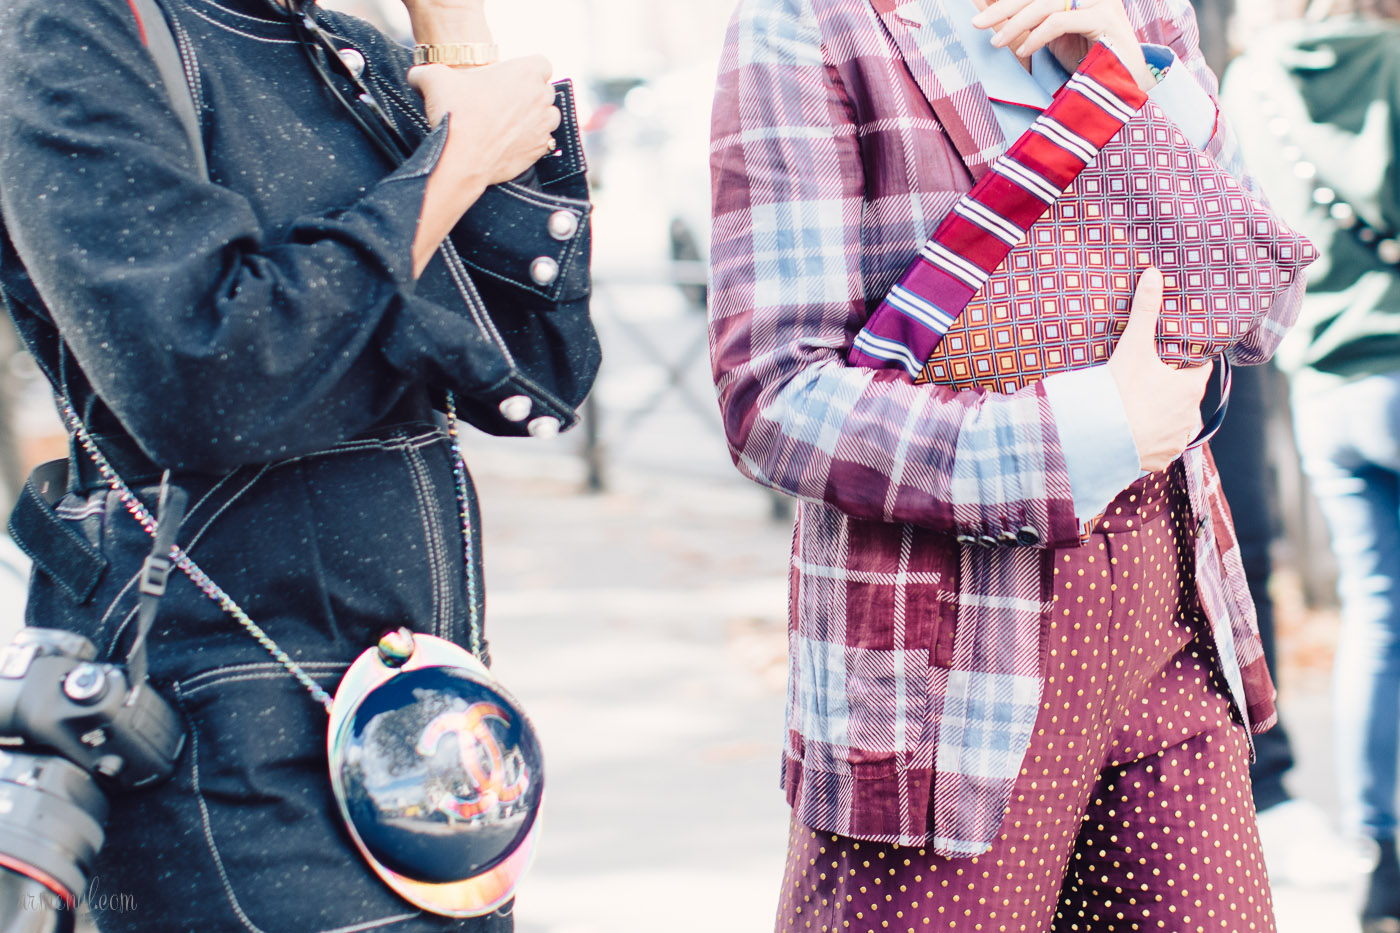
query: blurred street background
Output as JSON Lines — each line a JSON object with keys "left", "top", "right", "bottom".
{"left": 0, "top": 0, "right": 1384, "bottom": 930}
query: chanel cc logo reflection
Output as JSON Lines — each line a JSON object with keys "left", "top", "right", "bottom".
{"left": 416, "top": 704, "right": 531, "bottom": 820}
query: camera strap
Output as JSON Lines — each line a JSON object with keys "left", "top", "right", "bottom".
{"left": 122, "top": 475, "right": 187, "bottom": 692}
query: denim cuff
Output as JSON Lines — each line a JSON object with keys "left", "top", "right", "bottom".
{"left": 353, "top": 119, "right": 451, "bottom": 289}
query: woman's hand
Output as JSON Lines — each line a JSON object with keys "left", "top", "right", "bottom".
{"left": 1107, "top": 268, "right": 1212, "bottom": 473}
{"left": 409, "top": 57, "right": 560, "bottom": 188}
{"left": 407, "top": 57, "right": 561, "bottom": 276}
{"left": 971, "top": 0, "right": 1157, "bottom": 91}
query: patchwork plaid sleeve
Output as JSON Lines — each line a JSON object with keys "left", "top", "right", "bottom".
{"left": 709, "top": 0, "right": 1080, "bottom": 548}
{"left": 1135, "top": 0, "right": 1305, "bottom": 364}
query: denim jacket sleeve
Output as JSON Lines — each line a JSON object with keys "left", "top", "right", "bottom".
{"left": 364, "top": 57, "right": 600, "bottom": 441}
{"left": 0, "top": 0, "right": 598, "bottom": 471}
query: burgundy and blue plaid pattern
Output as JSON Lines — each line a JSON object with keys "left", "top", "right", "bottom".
{"left": 710, "top": 0, "right": 1294, "bottom": 856}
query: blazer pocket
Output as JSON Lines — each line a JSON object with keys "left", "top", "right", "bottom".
{"left": 793, "top": 636, "right": 931, "bottom": 767}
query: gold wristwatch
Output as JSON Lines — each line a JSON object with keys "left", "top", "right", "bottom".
{"left": 412, "top": 42, "right": 500, "bottom": 67}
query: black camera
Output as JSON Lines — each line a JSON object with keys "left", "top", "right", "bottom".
{"left": 0, "top": 626, "right": 184, "bottom": 932}
{"left": 0, "top": 628, "right": 184, "bottom": 788}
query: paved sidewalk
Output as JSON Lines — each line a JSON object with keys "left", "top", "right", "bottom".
{"left": 461, "top": 441, "right": 792, "bottom": 933}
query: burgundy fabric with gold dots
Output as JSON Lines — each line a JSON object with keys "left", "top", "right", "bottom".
{"left": 777, "top": 465, "right": 1276, "bottom": 933}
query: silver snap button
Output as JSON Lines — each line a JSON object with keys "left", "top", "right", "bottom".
{"left": 498, "top": 395, "right": 533, "bottom": 422}
{"left": 1380, "top": 239, "right": 1400, "bottom": 266}
{"left": 527, "top": 416, "right": 561, "bottom": 439}
{"left": 530, "top": 256, "right": 560, "bottom": 286}
{"left": 338, "top": 48, "right": 366, "bottom": 79}
{"left": 548, "top": 210, "right": 579, "bottom": 241}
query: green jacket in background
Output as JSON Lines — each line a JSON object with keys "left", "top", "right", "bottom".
{"left": 1222, "top": 18, "right": 1400, "bottom": 389}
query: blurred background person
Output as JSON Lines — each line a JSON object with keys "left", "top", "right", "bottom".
{"left": 1189, "top": 0, "right": 1326, "bottom": 884}
{"left": 1223, "top": 2, "right": 1400, "bottom": 929}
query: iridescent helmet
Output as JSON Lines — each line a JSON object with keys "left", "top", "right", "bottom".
{"left": 327, "top": 630, "right": 544, "bottom": 917}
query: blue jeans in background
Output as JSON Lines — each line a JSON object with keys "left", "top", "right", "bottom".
{"left": 1292, "top": 369, "right": 1400, "bottom": 841}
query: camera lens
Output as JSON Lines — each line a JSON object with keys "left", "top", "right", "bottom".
{"left": 0, "top": 873, "right": 75, "bottom": 933}
{"left": 0, "top": 751, "right": 107, "bottom": 932}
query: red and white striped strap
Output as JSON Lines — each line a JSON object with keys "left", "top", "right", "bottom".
{"left": 849, "top": 42, "right": 1149, "bottom": 377}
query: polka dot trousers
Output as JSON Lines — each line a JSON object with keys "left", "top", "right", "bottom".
{"left": 777, "top": 466, "right": 1276, "bottom": 933}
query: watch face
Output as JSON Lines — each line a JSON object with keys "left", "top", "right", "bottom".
{"left": 328, "top": 634, "right": 544, "bottom": 917}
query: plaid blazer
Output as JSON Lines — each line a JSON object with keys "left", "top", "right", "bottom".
{"left": 709, "top": 0, "right": 1300, "bottom": 856}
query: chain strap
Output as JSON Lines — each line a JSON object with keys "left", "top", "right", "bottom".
{"left": 442, "top": 393, "right": 484, "bottom": 661}
{"left": 60, "top": 394, "right": 486, "bottom": 713}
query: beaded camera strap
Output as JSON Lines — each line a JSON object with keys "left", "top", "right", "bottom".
{"left": 58, "top": 393, "right": 485, "bottom": 713}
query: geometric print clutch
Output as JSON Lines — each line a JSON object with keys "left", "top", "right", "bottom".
{"left": 848, "top": 42, "right": 1316, "bottom": 392}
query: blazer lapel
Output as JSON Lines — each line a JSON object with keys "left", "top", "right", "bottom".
{"left": 871, "top": 0, "right": 1006, "bottom": 179}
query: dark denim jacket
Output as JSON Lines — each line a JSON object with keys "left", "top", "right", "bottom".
{"left": 0, "top": 1, "right": 597, "bottom": 927}
{"left": 0, "top": 0, "right": 599, "bottom": 653}
{"left": 0, "top": 0, "right": 598, "bottom": 467}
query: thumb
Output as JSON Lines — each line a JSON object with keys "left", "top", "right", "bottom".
{"left": 1116, "top": 266, "right": 1165, "bottom": 356}
{"left": 406, "top": 63, "right": 447, "bottom": 95}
